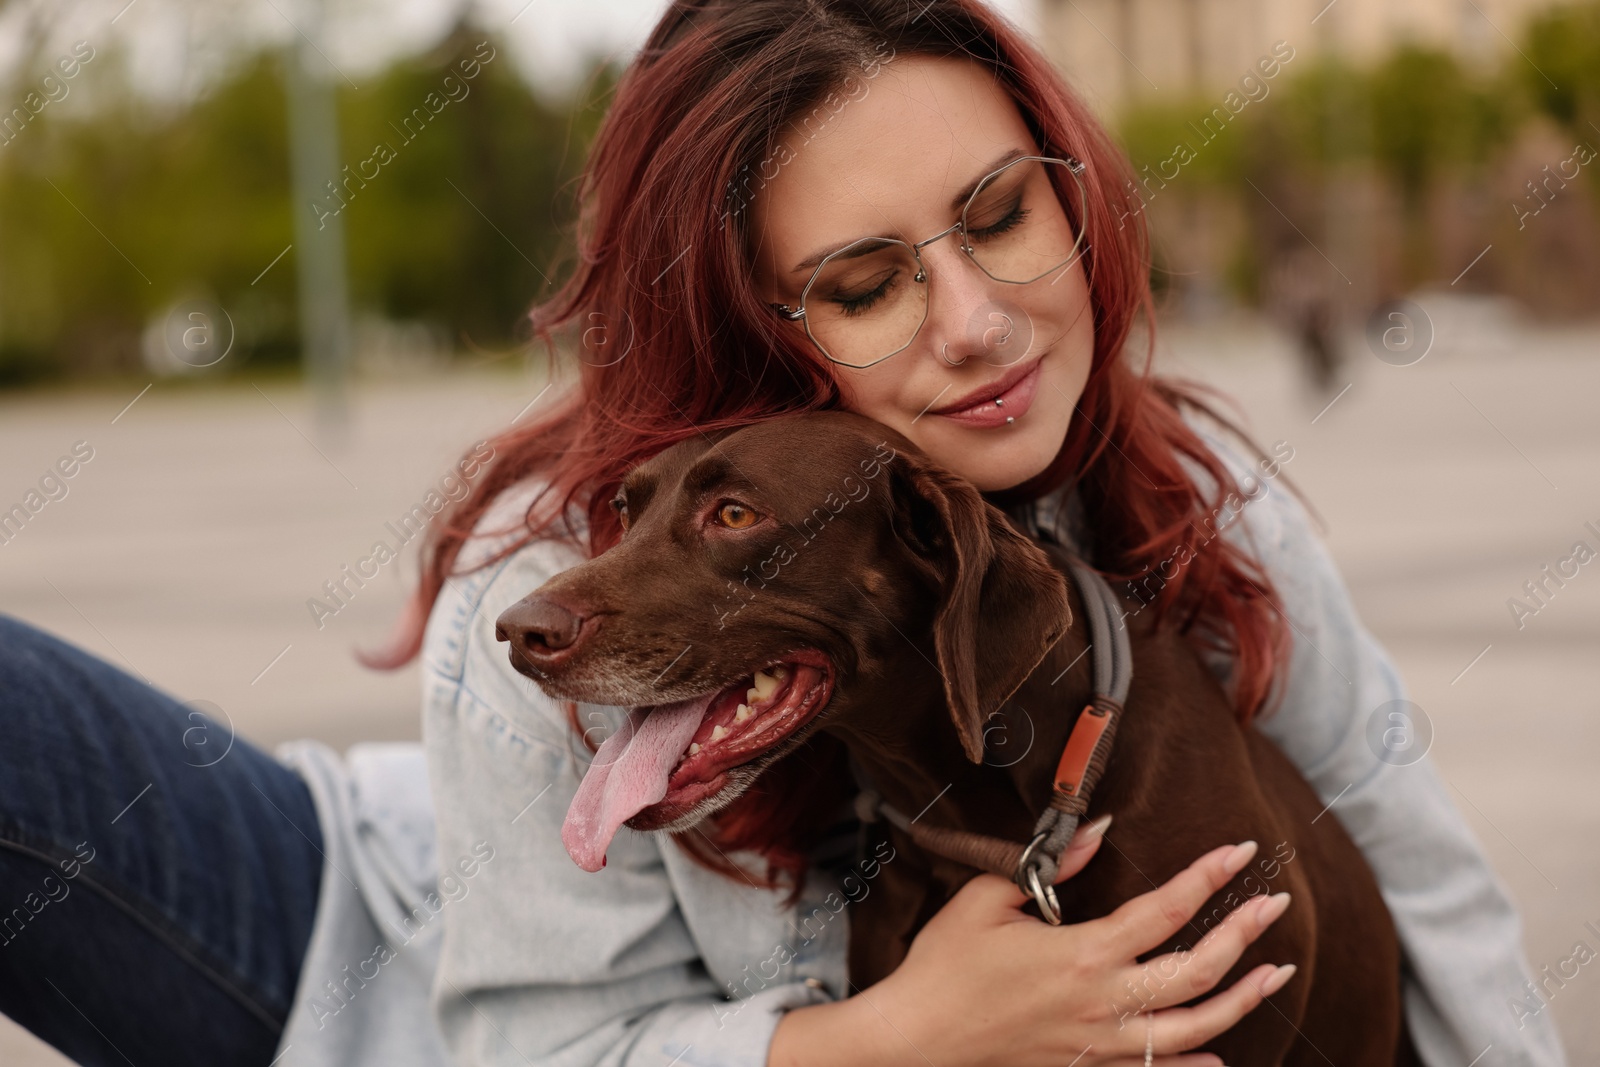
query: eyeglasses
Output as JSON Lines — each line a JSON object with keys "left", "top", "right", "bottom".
{"left": 768, "top": 154, "right": 1090, "bottom": 369}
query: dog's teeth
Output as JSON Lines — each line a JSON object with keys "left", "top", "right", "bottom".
{"left": 746, "top": 711, "right": 784, "bottom": 736}
{"left": 746, "top": 686, "right": 761, "bottom": 704}
{"left": 689, "top": 742, "right": 701, "bottom": 755}
{"left": 772, "top": 665, "right": 789, "bottom": 680}
{"left": 751, "top": 669, "right": 782, "bottom": 702}
{"left": 734, "top": 703, "right": 751, "bottom": 723}
{"left": 710, "top": 724, "right": 729, "bottom": 742}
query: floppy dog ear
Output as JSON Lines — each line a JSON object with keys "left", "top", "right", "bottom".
{"left": 891, "top": 456, "right": 1073, "bottom": 764}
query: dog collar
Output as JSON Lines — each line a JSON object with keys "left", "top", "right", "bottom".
{"left": 849, "top": 552, "right": 1131, "bottom": 924}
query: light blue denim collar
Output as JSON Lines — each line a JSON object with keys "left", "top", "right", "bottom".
{"left": 1007, "top": 482, "right": 1087, "bottom": 555}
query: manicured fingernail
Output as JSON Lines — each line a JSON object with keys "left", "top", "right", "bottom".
{"left": 1223, "top": 840, "right": 1258, "bottom": 874}
{"left": 1255, "top": 891, "right": 1291, "bottom": 929}
{"left": 1261, "top": 962, "right": 1297, "bottom": 996}
{"left": 1083, "top": 813, "right": 1113, "bottom": 838}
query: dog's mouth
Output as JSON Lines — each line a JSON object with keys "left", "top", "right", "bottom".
{"left": 560, "top": 651, "right": 834, "bottom": 872}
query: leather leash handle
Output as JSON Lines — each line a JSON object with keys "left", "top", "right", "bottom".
{"left": 905, "top": 823, "right": 1026, "bottom": 881}
{"left": 1049, "top": 694, "right": 1122, "bottom": 819}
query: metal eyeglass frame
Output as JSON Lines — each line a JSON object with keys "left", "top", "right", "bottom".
{"left": 767, "top": 153, "right": 1089, "bottom": 369}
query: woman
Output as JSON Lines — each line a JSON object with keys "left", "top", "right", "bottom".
{"left": 0, "top": 1, "right": 1566, "bottom": 1066}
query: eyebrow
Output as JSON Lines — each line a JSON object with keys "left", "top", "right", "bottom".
{"left": 788, "top": 146, "right": 1029, "bottom": 274}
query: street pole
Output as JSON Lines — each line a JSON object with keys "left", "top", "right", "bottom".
{"left": 283, "top": 0, "right": 351, "bottom": 446}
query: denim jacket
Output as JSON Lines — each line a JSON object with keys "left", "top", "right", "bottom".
{"left": 268, "top": 416, "right": 1569, "bottom": 1067}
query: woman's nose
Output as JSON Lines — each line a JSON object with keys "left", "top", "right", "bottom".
{"left": 920, "top": 243, "right": 1030, "bottom": 364}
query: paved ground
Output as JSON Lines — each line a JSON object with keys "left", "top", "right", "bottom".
{"left": 1, "top": 303, "right": 1595, "bottom": 1063}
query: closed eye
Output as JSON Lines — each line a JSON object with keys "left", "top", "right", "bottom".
{"left": 969, "top": 202, "right": 1028, "bottom": 241}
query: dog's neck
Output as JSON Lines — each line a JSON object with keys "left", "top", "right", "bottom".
{"left": 834, "top": 576, "right": 1098, "bottom": 846}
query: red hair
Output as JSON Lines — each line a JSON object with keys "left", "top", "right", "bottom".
{"left": 365, "top": 0, "right": 1294, "bottom": 901}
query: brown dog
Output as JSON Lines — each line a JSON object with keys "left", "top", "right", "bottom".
{"left": 495, "top": 410, "right": 1417, "bottom": 1064}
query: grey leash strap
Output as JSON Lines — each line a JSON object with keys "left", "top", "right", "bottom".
{"left": 1015, "top": 556, "right": 1132, "bottom": 924}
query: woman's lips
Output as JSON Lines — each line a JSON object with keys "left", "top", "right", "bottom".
{"left": 933, "top": 356, "right": 1044, "bottom": 427}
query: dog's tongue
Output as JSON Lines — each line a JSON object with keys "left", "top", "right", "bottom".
{"left": 561, "top": 696, "right": 709, "bottom": 872}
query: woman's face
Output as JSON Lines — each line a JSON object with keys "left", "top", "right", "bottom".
{"left": 751, "top": 55, "right": 1096, "bottom": 493}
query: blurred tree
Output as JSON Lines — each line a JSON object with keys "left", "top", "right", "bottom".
{"left": 1366, "top": 46, "right": 1518, "bottom": 281}
{"left": 1521, "top": 2, "right": 1600, "bottom": 134}
{"left": 1368, "top": 47, "right": 1518, "bottom": 190}
{"left": 1221, "top": 57, "right": 1370, "bottom": 307}
{"left": 1117, "top": 91, "right": 1249, "bottom": 188}
{"left": 0, "top": 49, "right": 296, "bottom": 381}
{"left": 1239, "top": 57, "right": 1372, "bottom": 173}
{"left": 338, "top": 19, "right": 617, "bottom": 354}
{"left": 0, "top": 20, "right": 614, "bottom": 386}
{"left": 1125, "top": 47, "right": 1527, "bottom": 314}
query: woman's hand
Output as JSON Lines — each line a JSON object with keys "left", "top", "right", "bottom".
{"left": 803, "top": 818, "right": 1296, "bottom": 1067}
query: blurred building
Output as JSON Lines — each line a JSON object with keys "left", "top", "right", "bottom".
{"left": 1038, "top": 0, "right": 1578, "bottom": 112}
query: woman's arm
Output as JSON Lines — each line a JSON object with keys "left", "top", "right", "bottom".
{"left": 419, "top": 488, "right": 836, "bottom": 1066}
{"left": 1197, "top": 425, "right": 1569, "bottom": 1067}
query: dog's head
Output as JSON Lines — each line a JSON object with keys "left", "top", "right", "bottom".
{"left": 496, "top": 410, "right": 1070, "bottom": 870}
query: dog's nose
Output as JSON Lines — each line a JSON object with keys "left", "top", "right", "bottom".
{"left": 495, "top": 596, "right": 587, "bottom": 667}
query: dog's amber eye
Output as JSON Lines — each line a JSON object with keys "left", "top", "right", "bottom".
{"left": 716, "top": 502, "right": 758, "bottom": 529}
{"left": 610, "top": 495, "right": 629, "bottom": 529}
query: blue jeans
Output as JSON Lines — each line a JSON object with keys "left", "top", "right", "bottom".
{"left": 0, "top": 613, "right": 324, "bottom": 1065}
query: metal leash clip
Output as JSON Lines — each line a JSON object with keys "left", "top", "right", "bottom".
{"left": 1016, "top": 831, "right": 1063, "bottom": 925}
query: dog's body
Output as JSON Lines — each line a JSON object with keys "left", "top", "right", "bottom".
{"left": 495, "top": 411, "right": 1418, "bottom": 1065}
{"left": 840, "top": 536, "right": 1416, "bottom": 1064}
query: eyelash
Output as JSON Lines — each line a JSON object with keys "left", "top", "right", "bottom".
{"left": 972, "top": 203, "right": 1029, "bottom": 242}
{"left": 832, "top": 203, "right": 1031, "bottom": 317}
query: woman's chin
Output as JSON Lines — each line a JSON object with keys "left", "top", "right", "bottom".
{"left": 928, "top": 417, "right": 1073, "bottom": 492}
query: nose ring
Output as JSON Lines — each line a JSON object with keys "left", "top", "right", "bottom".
{"left": 941, "top": 343, "right": 968, "bottom": 367}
